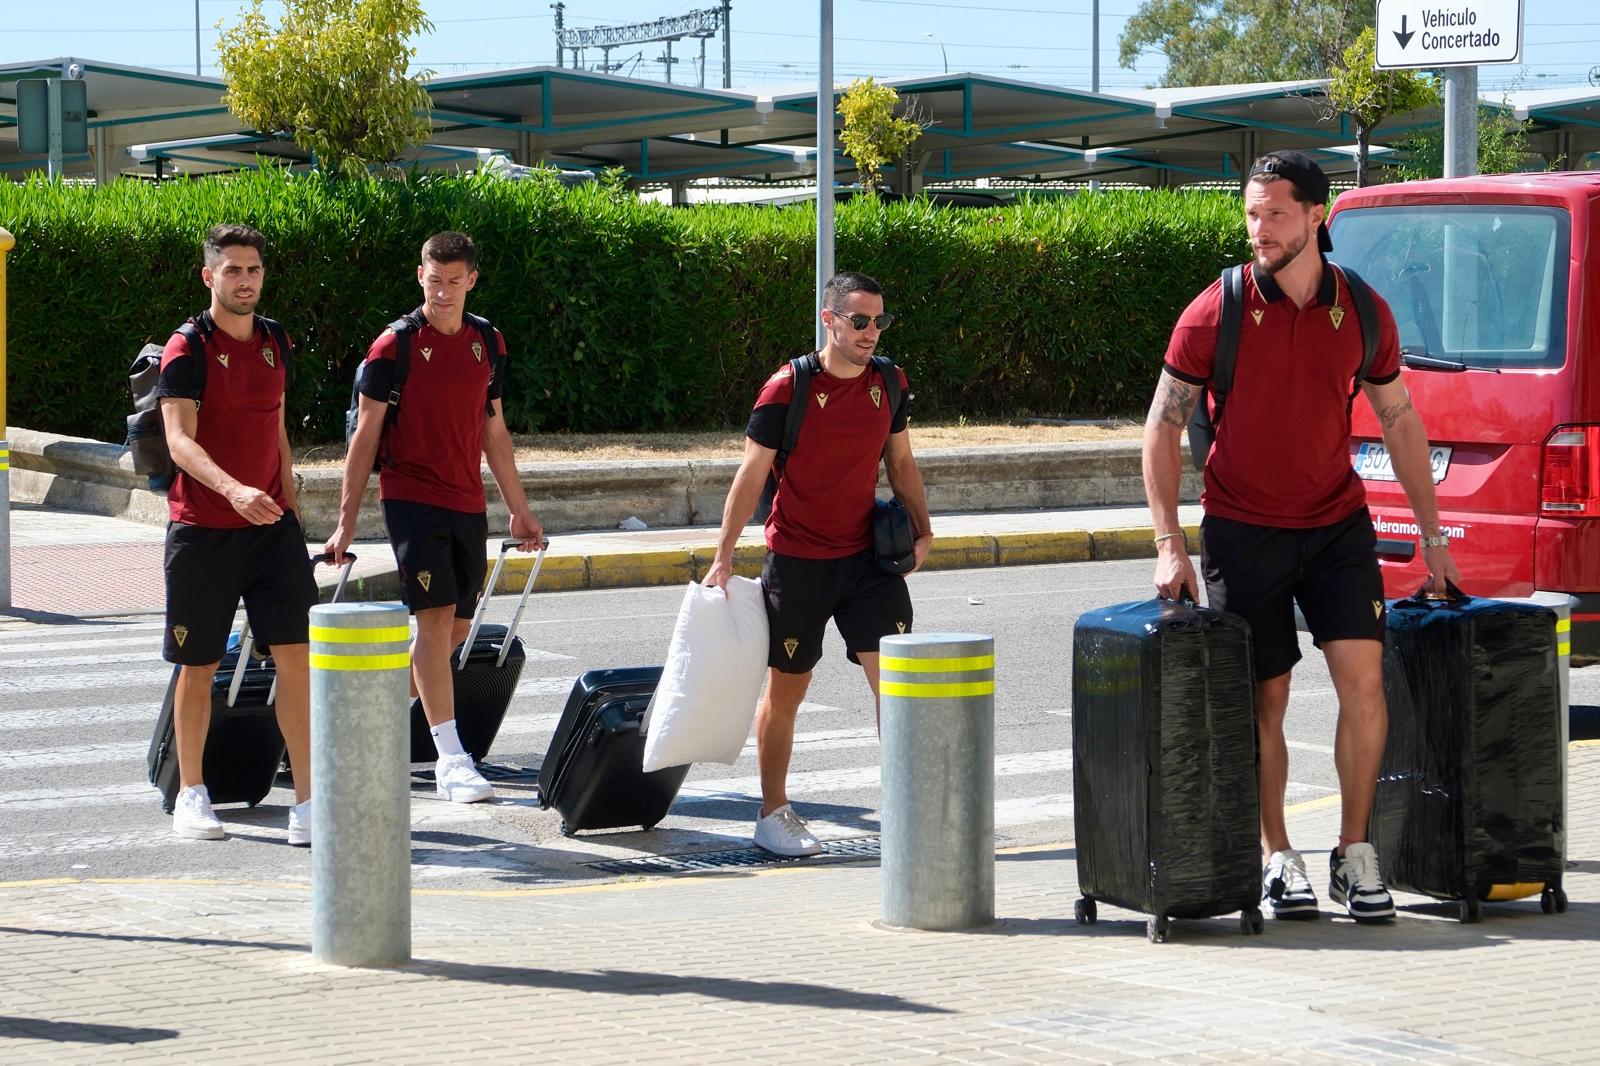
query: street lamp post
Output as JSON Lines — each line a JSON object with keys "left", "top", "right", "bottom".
{"left": 923, "top": 32, "right": 948, "bottom": 75}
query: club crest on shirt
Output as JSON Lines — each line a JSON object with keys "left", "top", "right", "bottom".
{"left": 420, "top": 347, "right": 433, "bottom": 363}
{"left": 783, "top": 637, "right": 800, "bottom": 659}
{"left": 869, "top": 384, "right": 883, "bottom": 408}
{"left": 895, "top": 621, "right": 906, "bottom": 634}
{"left": 815, "top": 392, "right": 829, "bottom": 410}
{"left": 1330, "top": 305, "right": 1346, "bottom": 330}
{"left": 172, "top": 624, "right": 189, "bottom": 647}
{"left": 215, "top": 352, "right": 230, "bottom": 369}
{"left": 417, "top": 570, "right": 432, "bottom": 592}
{"left": 471, "top": 341, "right": 484, "bottom": 363}
{"left": 1250, "top": 309, "right": 1264, "bottom": 326}
{"left": 261, "top": 345, "right": 275, "bottom": 368}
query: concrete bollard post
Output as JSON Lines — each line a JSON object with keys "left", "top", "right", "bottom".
{"left": 879, "top": 632, "right": 995, "bottom": 931}
{"left": 310, "top": 601, "right": 412, "bottom": 967}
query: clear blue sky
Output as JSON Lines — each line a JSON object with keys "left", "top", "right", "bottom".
{"left": 3, "top": 0, "right": 1597, "bottom": 94}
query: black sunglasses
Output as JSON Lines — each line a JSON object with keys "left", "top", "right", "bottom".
{"left": 830, "top": 311, "right": 895, "bottom": 331}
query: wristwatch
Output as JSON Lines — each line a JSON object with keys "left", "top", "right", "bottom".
{"left": 1420, "top": 534, "right": 1449, "bottom": 548}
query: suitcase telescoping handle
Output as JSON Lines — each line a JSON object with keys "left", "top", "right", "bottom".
{"left": 457, "top": 538, "right": 548, "bottom": 671}
{"left": 234, "top": 552, "right": 359, "bottom": 709}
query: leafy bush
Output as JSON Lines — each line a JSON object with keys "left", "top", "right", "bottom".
{"left": 0, "top": 170, "right": 1250, "bottom": 443}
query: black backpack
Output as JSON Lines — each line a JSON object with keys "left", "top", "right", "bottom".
{"left": 125, "top": 311, "right": 290, "bottom": 492}
{"left": 1186, "top": 263, "right": 1380, "bottom": 470}
{"left": 757, "top": 351, "right": 903, "bottom": 516}
{"left": 346, "top": 308, "right": 503, "bottom": 470}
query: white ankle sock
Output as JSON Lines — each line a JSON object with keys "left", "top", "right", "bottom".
{"left": 430, "top": 719, "right": 466, "bottom": 756}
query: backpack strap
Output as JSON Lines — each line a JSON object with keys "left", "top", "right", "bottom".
{"left": 870, "top": 355, "right": 903, "bottom": 428}
{"left": 1209, "top": 263, "right": 1246, "bottom": 427}
{"left": 255, "top": 314, "right": 292, "bottom": 369}
{"left": 175, "top": 311, "right": 213, "bottom": 398}
{"left": 778, "top": 351, "right": 819, "bottom": 468}
{"left": 463, "top": 311, "right": 503, "bottom": 417}
{"left": 382, "top": 308, "right": 425, "bottom": 429}
{"left": 1336, "top": 264, "right": 1382, "bottom": 415}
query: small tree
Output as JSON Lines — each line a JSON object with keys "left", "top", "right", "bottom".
{"left": 1326, "top": 27, "right": 1438, "bottom": 186}
{"left": 1392, "top": 99, "right": 1542, "bottom": 180}
{"left": 217, "top": 0, "right": 434, "bottom": 178}
{"left": 837, "top": 77, "right": 924, "bottom": 195}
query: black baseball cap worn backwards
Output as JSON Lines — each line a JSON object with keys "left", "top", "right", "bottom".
{"left": 1248, "top": 150, "right": 1334, "bottom": 253}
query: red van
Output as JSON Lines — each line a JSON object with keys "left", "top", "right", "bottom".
{"left": 1327, "top": 172, "right": 1600, "bottom": 663}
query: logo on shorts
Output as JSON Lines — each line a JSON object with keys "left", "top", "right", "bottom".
{"left": 171, "top": 624, "right": 189, "bottom": 647}
{"left": 815, "top": 392, "right": 829, "bottom": 410}
{"left": 417, "top": 570, "right": 432, "bottom": 593}
{"left": 1373, "top": 600, "right": 1383, "bottom": 619}
{"left": 783, "top": 637, "right": 799, "bottom": 660}
{"left": 896, "top": 621, "right": 906, "bottom": 634}
{"left": 1330, "top": 305, "right": 1346, "bottom": 330}
{"left": 261, "top": 345, "right": 275, "bottom": 368}
{"left": 420, "top": 347, "right": 433, "bottom": 363}
{"left": 471, "top": 341, "right": 484, "bottom": 363}
{"left": 215, "top": 352, "right": 230, "bottom": 369}
{"left": 1250, "top": 309, "right": 1264, "bottom": 326}
{"left": 869, "top": 384, "right": 883, "bottom": 409}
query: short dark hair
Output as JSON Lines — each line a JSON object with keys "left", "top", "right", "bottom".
{"left": 203, "top": 224, "right": 265, "bottom": 266}
{"left": 822, "top": 271, "right": 884, "bottom": 310}
{"left": 421, "top": 231, "right": 478, "bottom": 272}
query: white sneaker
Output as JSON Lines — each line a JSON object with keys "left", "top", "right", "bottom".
{"left": 1330, "top": 842, "right": 1396, "bottom": 923}
{"left": 286, "top": 799, "right": 311, "bottom": 847}
{"left": 173, "top": 785, "right": 225, "bottom": 840}
{"left": 1263, "top": 849, "right": 1319, "bottom": 920}
{"left": 435, "top": 753, "right": 493, "bottom": 804}
{"left": 753, "top": 803, "right": 823, "bottom": 857}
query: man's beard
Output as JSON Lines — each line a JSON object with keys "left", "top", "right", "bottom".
{"left": 1254, "top": 230, "right": 1308, "bottom": 275}
{"left": 217, "top": 291, "right": 257, "bottom": 316}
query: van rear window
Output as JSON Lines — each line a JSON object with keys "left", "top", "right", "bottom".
{"left": 1329, "top": 205, "right": 1570, "bottom": 370}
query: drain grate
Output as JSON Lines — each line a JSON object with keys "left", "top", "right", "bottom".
{"left": 584, "top": 835, "right": 882, "bottom": 875}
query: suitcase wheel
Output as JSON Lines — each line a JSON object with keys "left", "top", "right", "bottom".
{"left": 1074, "top": 897, "right": 1097, "bottom": 925}
{"left": 1240, "top": 907, "right": 1264, "bottom": 936}
{"left": 641, "top": 822, "right": 658, "bottom": 832}
{"left": 1146, "top": 915, "right": 1171, "bottom": 944}
{"left": 1458, "top": 897, "right": 1483, "bottom": 924}
{"left": 559, "top": 821, "right": 575, "bottom": 838}
{"left": 1541, "top": 886, "right": 1568, "bottom": 915}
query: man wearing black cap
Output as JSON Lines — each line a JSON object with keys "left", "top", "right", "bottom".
{"left": 1140, "top": 151, "right": 1460, "bottom": 925}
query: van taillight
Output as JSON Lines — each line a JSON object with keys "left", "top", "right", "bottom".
{"left": 1542, "top": 425, "right": 1600, "bottom": 516}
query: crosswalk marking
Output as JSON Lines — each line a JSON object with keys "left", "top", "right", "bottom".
{"left": 0, "top": 635, "right": 161, "bottom": 655}
{"left": 2, "top": 703, "right": 163, "bottom": 729}
{"left": 0, "top": 742, "right": 150, "bottom": 770}
{"left": 0, "top": 667, "right": 172, "bottom": 693}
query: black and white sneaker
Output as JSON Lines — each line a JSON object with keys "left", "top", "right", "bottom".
{"left": 1329, "top": 843, "right": 1396, "bottom": 923}
{"left": 1262, "top": 849, "right": 1320, "bottom": 920}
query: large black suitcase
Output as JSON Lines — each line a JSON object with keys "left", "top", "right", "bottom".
{"left": 538, "top": 666, "right": 690, "bottom": 836}
{"left": 410, "top": 540, "right": 544, "bottom": 763}
{"left": 1071, "top": 598, "right": 1263, "bottom": 942}
{"left": 1373, "top": 585, "right": 1568, "bottom": 922}
{"left": 148, "top": 553, "right": 353, "bottom": 813}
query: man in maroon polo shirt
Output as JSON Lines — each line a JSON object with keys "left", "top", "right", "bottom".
{"left": 325, "top": 231, "right": 543, "bottom": 804}
{"left": 703, "top": 271, "right": 934, "bottom": 856}
{"left": 1142, "top": 152, "right": 1462, "bottom": 924}
{"left": 158, "top": 224, "right": 316, "bottom": 844}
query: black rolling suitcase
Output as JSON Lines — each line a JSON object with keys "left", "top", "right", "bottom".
{"left": 538, "top": 666, "right": 690, "bottom": 836}
{"left": 1373, "top": 584, "right": 1568, "bottom": 922}
{"left": 410, "top": 540, "right": 545, "bottom": 763}
{"left": 1071, "top": 598, "right": 1263, "bottom": 942}
{"left": 148, "top": 553, "right": 354, "bottom": 813}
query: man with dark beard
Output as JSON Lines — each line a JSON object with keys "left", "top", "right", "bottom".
{"left": 1139, "top": 152, "right": 1459, "bottom": 925}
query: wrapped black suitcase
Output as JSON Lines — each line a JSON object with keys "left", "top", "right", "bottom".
{"left": 1374, "top": 585, "right": 1568, "bottom": 922}
{"left": 538, "top": 666, "right": 690, "bottom": 836}
{"left": 148, "top": 553, "right": 353, "bottom": 813}
{"left": 1072, "top": 598, "right": 1263, "bottom": 942}
{"left": 410, "top": 541, "right": 544, "bottom": 763}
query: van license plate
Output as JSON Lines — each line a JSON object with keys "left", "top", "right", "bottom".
{"left": 1352, "top": 442, "right": 1451, "bottom": 483}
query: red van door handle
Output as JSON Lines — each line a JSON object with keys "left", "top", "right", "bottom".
{"left": 1376, "top": 537, "right": 1417, "bottom": 561}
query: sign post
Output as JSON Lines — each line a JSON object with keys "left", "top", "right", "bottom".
{"left": 1375, "top": 0, "right": 1525, "bottom": 178}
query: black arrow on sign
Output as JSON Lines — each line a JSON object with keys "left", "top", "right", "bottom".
{"left": 1394, "top": 14, "right": 1416, "bottom": 49}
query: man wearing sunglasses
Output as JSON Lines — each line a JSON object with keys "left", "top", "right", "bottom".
{"left": 703, "top": 271, "right": 934, "bottom": 857}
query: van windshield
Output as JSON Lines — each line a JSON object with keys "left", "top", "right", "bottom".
{"left": 1329, "top": 205, "right": 1570, "bottom": 370}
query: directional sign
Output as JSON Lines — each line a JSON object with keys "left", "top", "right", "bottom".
{"left": 1375, "top": 0, "right": 1523, "bottom": 69}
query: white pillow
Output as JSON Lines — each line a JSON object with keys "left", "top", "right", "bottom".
{"left": 642, "top": 577, "right": 770, "bottom": 771}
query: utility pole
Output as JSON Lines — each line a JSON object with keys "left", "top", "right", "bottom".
{"left": 816, "top": 0, "right": 834, "bottom": 349}
{"left": 1091, "top": 0, "right": 1100, "bottom": 92}
{"left": 195, "top": 0, "right": 202, "bottom": 76}
{"left": 552, "top": 2, "right": 565, "bottom": 68}
{"left": 722, "top": 0, "right": 733, "bottom": 88}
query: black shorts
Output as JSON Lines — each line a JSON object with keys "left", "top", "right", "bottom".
{"left": 761, "top": 548, "right": 913, "bottom": 674}
{"left": 383, "top": 499, "right": 488, "bottom": 618}
{"left": 1200, "top": 507, "right": 1387, "bottom": 682}
{"left": 163, "top": 513, "right": 317, "bottom": 666}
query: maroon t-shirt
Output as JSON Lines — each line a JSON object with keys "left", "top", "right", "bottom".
{"left": 747, "top": 357, "right": 911, "bottom": 559}
{"left": 155, "top": 318, "right": 291, "bottom": 529}
{"left": 358, "top": 316, "right": 506, "bottom": 514}
{"left": 1164, "top": 260, "right": 1401, "bottom": 528}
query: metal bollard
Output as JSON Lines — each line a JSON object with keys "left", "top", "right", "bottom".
{"left": 310, "top": 601, "right": 412, "bottom": 967}
{"left": 879, "top": 632, "right": 995, "bottom": 931}
{"left": 1, "top": 226, "right": 15, "bottom": 610}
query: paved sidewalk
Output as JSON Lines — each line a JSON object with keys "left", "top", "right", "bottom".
{"left": 1, "top": 745, "right": 1594, "bottom": 1064}
{"left": 4, "top": 502, "right": 1205, "bottom": 619}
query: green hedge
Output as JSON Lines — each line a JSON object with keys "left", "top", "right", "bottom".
{"left": 0, "top": 170, "right": 1251, "bottom": 443}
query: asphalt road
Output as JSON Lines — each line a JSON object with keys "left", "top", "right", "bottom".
{"left": 3, "top": 557, "right": 1594, "bottom": 891}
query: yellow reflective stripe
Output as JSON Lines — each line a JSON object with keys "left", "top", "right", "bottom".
{"left": 1559, "top": 641, "right": 1571, "bottom": 656}
{"left": 880, "top": 654, "right": 994, "bottom": 674}
{"left": 310, "top": 651, "right": 410, "bottom": 671}
{"left": 1556, "top": 618, "right": 1571, "bottom": 634}
{"left": 880, "top": 679, "right": 995, "bottom": 698}
{"left": 309, "top": 624, "right": 411, "bottom": 644}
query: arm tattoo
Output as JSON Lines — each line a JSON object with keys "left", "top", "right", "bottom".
{"left": 1376, "top": 394, "right": 1414, "bottom": 431}
{"left": 1149, "top": 375, "right": 1201, "bottom": 430}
